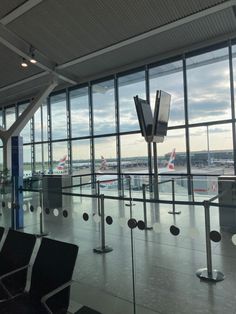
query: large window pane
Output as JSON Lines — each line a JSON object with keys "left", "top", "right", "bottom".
{"left": 5, "top": 106, "right": 16, "bottom": 129}
{"left": 23, "top": 145, "right": 31, "bottom": 176}
{"left": 232, "top": 44, "right": 236, "bottom": 113}
{"left": 52, "top": 141, "right": 68, "bottom": 174}
{"left": 42, "top": 103, "right": 48, "bottom": 141}
{"left": 157, "top": 129, "right": 187, "bottom": 173}
{"left": 70, "top": 87, "right": 90, "bottom": 138}
{"left": 34, "top": 106, "right": 42, "bottom": 142}
{"left": 119, "top": 71, "right": 146, "bottom": 132}
{"left": 94, "top": 137, "right": 117, "bottom": 173}
{"left": 0, "top": 110, "right": 3, "bottom": 127}
{"left": 189, "top": 123, "right": 233, "bottom": 175}
{"left": 51, "top": 93, "right": 67, "bottom": 140}
{"left": 92, "top": 80, "right": 115, "bottom": 135}
{"left": 187, "top": 48, "right": 231, "bottom": 124}
{"left": 71, "top": 139, "right": 91, "bottom": 174}
{"left": 149, "top": 60, "right": 185, "bottom": 126}
{"left": 120, "top": 133, "right": 148, "bottom": 191}
{"left": 0, "top": 140, "right": 3, "bottom": 171}
{"left": 34, "top": 144, "right": 42, "bottom": 173}
{"left": 43, "top": 143, "right": 49, "bottom": 174}
{"left": 120, "top": 133, "right": 148, "bottom": 172}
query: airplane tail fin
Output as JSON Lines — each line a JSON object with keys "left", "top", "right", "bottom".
{"left": 167, "top": 148, "right": 176, "bottom": 171}
{"left": 100, "top": 156, "right": 107, "bottom": 171}
{"left": 56, "top": 155, "right": 67, "bottom": 171}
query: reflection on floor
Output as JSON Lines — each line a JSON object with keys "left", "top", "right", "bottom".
{"left": 0, "top": 188, "right": 236, "bottom": 314}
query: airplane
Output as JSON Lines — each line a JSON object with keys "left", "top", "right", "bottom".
{"left": 53, "top": 155, "right": 67, "bottom": 173}
{"left": 23, "top": 155, "right": 67, "bottom": 188}
{"left": 211, "top": 158, "right": 234, "bottom": 166}
{"left": 158, "top": 148, "right": 176, "bottom": 172}
{"left": 100, "top": 156, "right": 107, "bottom": 171}
{"left": 97, "top": 149, "right": 176, "bottom": 189}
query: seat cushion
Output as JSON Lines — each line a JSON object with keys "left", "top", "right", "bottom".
{"left": 0, "top": 293, "right": 47, "bottom": 314}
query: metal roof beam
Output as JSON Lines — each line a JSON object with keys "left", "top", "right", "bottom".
{"left": 0, "top": 72, "right": 48, "bottom": 93}
{"left": 4, "top": 77, "right": 58, "bottom": 140}
{"left": 0, "top": 0, "right": 44, "bottom": 26}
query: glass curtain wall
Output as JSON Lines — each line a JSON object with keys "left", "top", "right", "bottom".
{"left": 5, "top": 106, "right": 16, "bottom": 129}
{"left": 51, "top": 93, "right": 67, "bottom": 141}
{"left": 92, "top": 79, "right": 116, "bottom": 135}
{"left": 70, "top": 87, "right": 90, "bottom": 138}
{"left": 1, "top": 41, "right": 235, "bottom": 186}
{"left": 186, "top": 46, "right": 233, "bottom": 177}
{"left": 118, "top": 71, "right": 146, "bottom": 133}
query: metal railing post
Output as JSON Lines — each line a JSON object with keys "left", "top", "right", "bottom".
{"left": 97, "top": 180, "right": 101, "bottom": 216}
{"left": 80, "top": 176, "right": 82, "bottom": 202}
{"left": 190, "top": 175, "right": 195, "bottom": 202}
{"left": 142, "top": 184, "right": 152, "bottom": 230}
{"left": 168, "top": 179, "right": 181, "bottom": 215}
{"left": 196, "top": 200, "right": 224, "bottom": 282}
{"left": 93, "top": 194, "right": 113, "bottom": 254}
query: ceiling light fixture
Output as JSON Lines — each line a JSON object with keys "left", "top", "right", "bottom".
{"left": 21, "top": 58, "right": 28, "bottom": 67}
{"left": 29, "top": 46, "right": 37, "bottom": 64}
{"left": 29, "top": 54, "right": 37, "bottom": 64}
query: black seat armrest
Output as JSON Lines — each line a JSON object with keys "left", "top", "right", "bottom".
{"left": 0, "top": 265, "right": 29, "bottom": 299}
{"left": 41, "top": 280, "right": 74, "bottom": 314}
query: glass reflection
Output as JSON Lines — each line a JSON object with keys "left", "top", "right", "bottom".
{"left": 34, "top": 144, "right": 43, "bottom": 174}
{"left": 92, "top": 80, "right": 116, "bottom": 135}
{"left": 51, "top": 93, "right": 67, "bottom": 140}
{"left": 23, "top": 145, "right": 32, "bottom": 177}
{"left": 0, "top": 110, "right": 3, "bottom": 127}
{"left": 34, "top": 105, "right": 42, "bottom": 142}
{"left": 71, "top": 139, "right": 91, "bottom": 175}
{"left": 94, "top": 137, "right": 117, "bottom": 174}
{"left": 51, "top": 141, "right": 68, "bottom": 174}
{"left": 157, "top": 128, "right": 187, "bottom": 173}
{"left": 149, "top": 60, "right": 185, "bottom": 126}
{"left": 5, "top": 106, "right": 16, "bottom": 129}
{"left": 187, "top": 48, "right": 231, "bottom": 124}
{"left": 119, "top": 71, "right": 146, "bottom": 132}
{"left": 0, "top": 145, "right": 3, "bottom": 171}
{"left": 70, "top": 87, "right": 89, "bottom": 138}
{"left": 189, "top": 124, "right": 233, "bottom": 175}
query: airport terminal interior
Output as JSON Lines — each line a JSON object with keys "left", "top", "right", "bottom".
{"left": 1, "top": 1, "right": 236, "bottom": 313}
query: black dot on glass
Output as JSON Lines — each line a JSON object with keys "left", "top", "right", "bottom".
{"left": 137, "top": 220, "right": 145, "bottom": 230}
{"left": 170, "top": 225, "right": 180, "bottom": 236}
{"left": 30, "top": 205, "right": 34, "bottom": 212}
{"left": 83, "top": 213, "right": 89, "bottom": 221}
{"left": 63, "top": 210, "right": 68, "bottom": 218}
{"left": 127, "top": 218, "right": 137, "bottom": 229}
{"left": 2, "top": 201, "right": 5, "bottom": 208}
{"left": 45, "top": 208, "right": 50, "bottom": 215}
{"left": 210, "top": 230, "right": 221, "bottom": 242}
{"left": 106, "top": 216, "right": 113, "bottom": 225}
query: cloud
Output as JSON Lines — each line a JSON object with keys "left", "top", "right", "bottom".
{"left": 188, "top": 99, "right": 229, "bottom": 118}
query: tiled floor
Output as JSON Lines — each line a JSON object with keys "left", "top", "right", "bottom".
{"left": 1, "top": 187, "right": 236, "bottom": 314}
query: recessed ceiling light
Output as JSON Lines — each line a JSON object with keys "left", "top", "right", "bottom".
{"left": 30, "top": 53, "right": 37, "bottom": 64}
{"left": 21, "top": 58, "right": 28, "bottom": 67}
